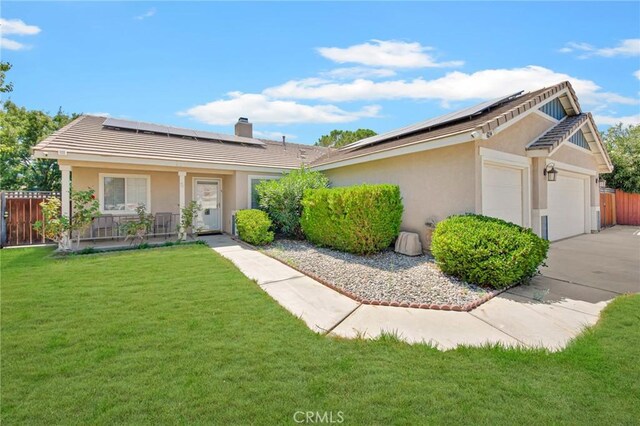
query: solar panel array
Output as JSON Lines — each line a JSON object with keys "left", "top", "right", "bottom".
{"left": 340, "top": 91, "right": 524, "bottom": 151}
{"left": 102, "top": 118, "right": 265, "bottom": 146}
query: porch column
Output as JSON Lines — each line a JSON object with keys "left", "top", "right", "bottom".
{"left": 178, "top": 171, "right": 186, "bottom": 239}
{"left": 59, "top": 165, "right": 72, "bottom": 250}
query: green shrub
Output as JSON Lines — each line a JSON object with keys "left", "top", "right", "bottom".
{"left": 236, "top": 209, "right": 274, "bottom": 246}
{"left": 256, "top": 167, "right": 329, "bottom": 238}
{"left": 431, "top": 214, "right": 549, "bottom": 289}
{"left": 301, "top": 184, "right": 403, "bottom": 255}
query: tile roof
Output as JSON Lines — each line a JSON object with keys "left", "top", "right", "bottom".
{"left": 527, "top": 113, "right": 589, "bottom": 150}
{"left": 33, "top": 115, "right": 329, "bottom": 170}
{"left": 33, "top": 81, "right": 601, "bottom": 171}
{"left": 311, "top": 81, "right": 579, "bottom": 167}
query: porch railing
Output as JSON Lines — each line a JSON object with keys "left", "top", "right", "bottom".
{"left": 78, "top": 213, "right": 180, "bottom": 241}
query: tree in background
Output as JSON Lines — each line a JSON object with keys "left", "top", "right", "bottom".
{"left": 256, "top": 167, "right": 329, "bottom": 238}
{"left": 0, "top": 62, "right": 78, "bottom": 191}
{"left": 315, "top": 129, "right": 377, "bottom": 148}
{"left": 600, "top": 124, "right": 640, "bottom": 194}
{"left": 0, "top": 101, "right": 77, "bottom": 190}
{"left": 1, "top": 62, "right": 13, "bottom": 93}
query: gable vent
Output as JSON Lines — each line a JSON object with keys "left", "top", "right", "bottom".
{"left": 569, "top": 129, "right": 590, "bottom": 150}
{"left": 539, "top": 98, "right": 567, "bottom": 120}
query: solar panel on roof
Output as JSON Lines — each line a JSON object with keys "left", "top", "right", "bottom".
{"left": 102, "top": 117, "right": 265, "bottom": 146}
{"left": 340, "top": 90, "right": 524, "bottom": 151}
{"left": 168, "top": 127, "right": 198, "bottom": 139}
{"left": 193, "top": 130, "right": 265, "bottom": 146}
{"left": 102, "top": 118, "right": 138, "bottom": 130}
{"left": 138, "top": 122, "right": 170, "bottom": 134}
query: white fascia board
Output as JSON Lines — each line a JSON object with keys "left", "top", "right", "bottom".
{"left": 526, "top": 149, "right": 550, "bottom": 158}
{"left": 312, "top": 130, "right": 475, "bottom": 171}
{"left": 32, "top": 150, "right": 295, "bottom": 173}
{"left": 584, "top": 119, "right": 614, "bottom": 173}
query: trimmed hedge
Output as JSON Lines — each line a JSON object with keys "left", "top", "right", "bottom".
{"left": 301, "top": 184, "right": 403, "bottom": 255}
{"left": 431, "top": 214, "right": 549, "bottom": 289}
{"left": 236, "top": 209, "right": 274, "bottom": 246}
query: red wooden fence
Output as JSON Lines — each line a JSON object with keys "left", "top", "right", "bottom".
{"left": 615, "top": 189, "right": 640, "bottom": 226}
{"left": 1, "top": 191, "right": 61, "bottom": 247}
{"left": 600, "top": 189, "right": 616, "bottom": 228}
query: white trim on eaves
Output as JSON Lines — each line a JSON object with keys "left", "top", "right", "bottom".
{"left": 33, "top": 150, "right": 297, "bottom": 174}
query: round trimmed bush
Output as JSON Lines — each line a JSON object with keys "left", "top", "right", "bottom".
{"left": 236, "top": 209, "right": 274, "bottom": 246}
{"left": 431, "top": 214, "right": 549, "bottom": 288}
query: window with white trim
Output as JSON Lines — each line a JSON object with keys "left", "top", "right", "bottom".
{"left": 100, "top": 174, "right": 150, "bottom": 213}
{"left": 248, "top": 175, "right": 279, "bottom": 209}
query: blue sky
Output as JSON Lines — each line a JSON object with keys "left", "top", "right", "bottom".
{"left": 2, "top": 1, "right": 639, "bottom": 144}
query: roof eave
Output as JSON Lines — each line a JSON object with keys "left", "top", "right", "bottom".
{"left": 32, "top": 149, "right": 300, "bottom": 173}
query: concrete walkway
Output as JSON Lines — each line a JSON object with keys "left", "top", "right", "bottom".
{"left": 201, "top": 227, "right": 639, "bottom": 351}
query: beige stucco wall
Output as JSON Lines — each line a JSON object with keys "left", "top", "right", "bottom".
{"left": 550, "top": 144, "right": 599, "bottom": 171}
{"left": 324, "top": 142, "right": 476, "bottom": 244}
{"left": 478, "top": 113, "right": 556, "bottom": 156}
{"left": 531, "top": 157, "right": 547, "bottom": 210}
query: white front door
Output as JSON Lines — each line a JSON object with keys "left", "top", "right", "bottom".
{"left": 194, "top": 179, "right": 221, "bottom": 232}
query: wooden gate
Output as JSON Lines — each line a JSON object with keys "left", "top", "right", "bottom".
{"left": 600, "top": 188, "right": 616, "bottom": 228}
{"left": 1, "top": 191, "right": 61, "bottom": 247}
{"left": 616, "top": 189, "right": 640, "bottom": 226}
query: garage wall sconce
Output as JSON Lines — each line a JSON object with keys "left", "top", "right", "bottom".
{"left": 544, "top": 163, "right": 558, "bottom": 182}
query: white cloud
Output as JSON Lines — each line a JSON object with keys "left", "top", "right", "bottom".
{"left": 321, "top": 67, "right": 397, "bottom": 79}
{"left": 135, "top": 8, "right": 156, "bottom": 20}
{"left": 0, "top": 18, "right": 40, "bottom": 51}
{"left": 0, "top": 37, "right": 27, "bottom": 51}
{"left": 317, "top": 40, "right": 463, "bottom": 68}
{"left": 180, "top": 92, "right": 381, "bottom": 125}
{"left": 254, "top": 130, "right": 297, "bottom": 141}
{"left": 634, "top": 70, "right": 640, "bottom": 80}
{"left": 593, "top": 114, "right": 640, "bottom": 126}
{"left": 85, "top": 112, "right": 111, "bottom": 117}
{"left": 263, "top": 65, "right": 638, "bottom": 107}
{"left": 0, "top": 18, "right": 41, "bottom": 35}
{"left": 559, "top": 39, "right": 640, "bottom": 58}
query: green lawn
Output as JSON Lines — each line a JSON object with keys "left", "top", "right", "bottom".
{"left": 1, "top": 246, "right": 638, "bottom": 424}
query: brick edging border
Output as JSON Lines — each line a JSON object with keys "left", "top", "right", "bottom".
{"left": 230, "top": 235, "right": 515, "bottom": 312}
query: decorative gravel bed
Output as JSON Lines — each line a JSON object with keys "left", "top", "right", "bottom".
{"left": 262, "top": 240, "right": 494, "bottom": 309}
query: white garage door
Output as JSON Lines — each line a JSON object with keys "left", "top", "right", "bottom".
{"left": 547, "top": 174, "right": 586, "bottom": 241}
{"left": 482, "top": 163, "right": 523, "bottom": 226}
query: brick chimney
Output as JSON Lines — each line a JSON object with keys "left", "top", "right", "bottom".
{"left": 235, "top": 117, "right": 253, "bottom": 138}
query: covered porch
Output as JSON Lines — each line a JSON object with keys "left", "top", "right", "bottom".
{"left": 58, "top": 159, "right": 286, "bottom": 244}
{"left": 59, "top": 160, "right": 240, "bottom": 243}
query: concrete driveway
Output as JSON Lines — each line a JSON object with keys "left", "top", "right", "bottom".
{"left": 508, "top": 225, "right": 640, "bottom": 303}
